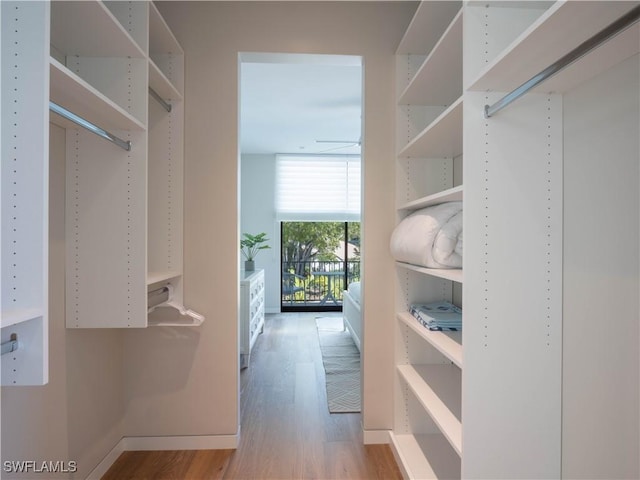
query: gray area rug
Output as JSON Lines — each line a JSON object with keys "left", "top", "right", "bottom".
{"left": 316, "top": 317, "right": 361, "bottom": 413}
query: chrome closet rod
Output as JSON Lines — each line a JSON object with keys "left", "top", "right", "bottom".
{"left": 485, "top": 5, "right": 640, "bottom": 119}
{"left": 149, "top": 87, "right": 172, "bottom": 113}
{"left": 148, "top": 285, "right": 170, "bottom": 309}
{"left": 49, "top": 101, "right": 132, "bottom": 151}
{"left": 148, "top": 286, "right": 170, "bottom": 298}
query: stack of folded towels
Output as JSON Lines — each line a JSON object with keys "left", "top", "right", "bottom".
{"left": 409, "top": 301, "right": 462, "bottom": 331}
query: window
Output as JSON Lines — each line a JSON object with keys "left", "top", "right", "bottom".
{"left": 275, "top": 154, "right": 361, "bottom": 222}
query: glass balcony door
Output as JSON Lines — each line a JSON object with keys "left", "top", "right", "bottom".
{"left": 281, "top": 222, "right": 360, "bottom": 312}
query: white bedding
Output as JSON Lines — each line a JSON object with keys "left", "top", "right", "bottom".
{"left": 347, "top": 281, "right": 361, "bottom": 305}
{"left": 343, "top": 283, "right": 362, "bottom": 353}
{"left": 390, "top": 201, "right": 463, "bottom": 269}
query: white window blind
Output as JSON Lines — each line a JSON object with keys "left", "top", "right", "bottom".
{"left": 275, "top": 155, "right": 361, "bottom": 221}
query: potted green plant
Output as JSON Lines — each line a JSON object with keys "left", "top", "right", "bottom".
{"left": 241, "top": 232, "right": 271, "bottom": 271}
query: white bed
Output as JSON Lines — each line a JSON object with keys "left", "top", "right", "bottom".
{"left": 343, "top": 281, "right": 361, "bottom": 352}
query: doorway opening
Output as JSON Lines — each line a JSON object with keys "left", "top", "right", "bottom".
{"left": 239, "top": 52, "right": 363, "bottom": 315}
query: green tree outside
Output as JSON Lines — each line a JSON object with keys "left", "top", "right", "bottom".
{"left": 281, "top": 222, "right": 360, "bottom": 275}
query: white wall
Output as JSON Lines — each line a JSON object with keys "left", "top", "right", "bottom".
{"left": 240, "top": 154, "right": 281, "bottom": 313}
{"left": 0, "top": 124, "right": 125, "bottom": 480}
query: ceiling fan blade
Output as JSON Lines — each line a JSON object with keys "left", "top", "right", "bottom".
{"left": 315, "top": 140, "right": 360, "bottom": 144}
{"left": 316, "top": 142, "right": 360, "bottom": 153}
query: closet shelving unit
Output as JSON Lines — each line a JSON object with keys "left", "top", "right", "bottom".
{"left": 391, "top": 2, "right": 463, "bottom": 478}
{"left": 49, "top": 0, "right": 196, "bottom": 329}
{"left": 466, "top": 1, "right": 640, "bottom": 95}
{"left": 393, "top": 1, "right": 640, "bottom": 478}
{"left": 146, "top": 2, "right": 190, "bottom": 327}
{"left": 148, "top": 2, "right": 183, "bottom": 102}
{"left": 1, "top": 1, "right": 50, "bottom": 385}
{"left": 50, "top": 1, "right": 146, "bottom": 329}
{"left": 461, "top": 1, "right": 638, "bottom": 479}
{"left": 50, "top": 1, "right": 148, "bottom": 127}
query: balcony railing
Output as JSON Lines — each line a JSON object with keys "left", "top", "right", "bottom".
{"left": 282, "top": 260, "right": 360, "bottom": 307}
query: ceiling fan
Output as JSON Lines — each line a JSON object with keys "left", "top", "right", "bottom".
{"left": 315, "top": 138, "right": 361, "bottom": 153}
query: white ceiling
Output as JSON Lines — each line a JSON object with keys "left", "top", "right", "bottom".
{"left": 240, "top": 53, "right": 363, "bottom": 156}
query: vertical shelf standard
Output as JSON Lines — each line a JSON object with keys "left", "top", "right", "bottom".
{"left": 1, "top": 1, "right": 50, "bottom": 385}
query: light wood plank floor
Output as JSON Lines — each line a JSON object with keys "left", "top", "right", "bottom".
{"left": 103, "top": 313, "right": 401, "bottom": 479}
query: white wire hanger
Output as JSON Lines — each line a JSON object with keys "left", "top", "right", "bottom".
{"left": 147, "top": 284, "right": 205, "bottom": 326}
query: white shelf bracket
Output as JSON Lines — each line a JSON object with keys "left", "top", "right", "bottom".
{"left": 1, "top": 334, "right": 19, "bottom": 355}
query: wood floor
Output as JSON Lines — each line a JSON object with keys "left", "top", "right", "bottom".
{"left": 102, "top": 313, "right": 402, "bottom": 479}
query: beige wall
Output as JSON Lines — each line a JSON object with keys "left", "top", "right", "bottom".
{"left": 1, "top": 124, "right": 125, "bottom": 479}
{"left": 121, "top": 1, "right": 415, "bottom": 437}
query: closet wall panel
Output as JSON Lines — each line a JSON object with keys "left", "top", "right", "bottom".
{"left": 562, "top": 54, "right": 639, "bottom": 480}
{"left": 463, "top": 90, "right": 563, "bottom": 480}
{"left": 65, "top": 129, "right": 148, "bottom": 328}
{"left": 1, "top": 0, "right": 49, "bottom": 385}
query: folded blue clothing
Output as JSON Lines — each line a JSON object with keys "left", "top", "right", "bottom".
{"left": 415, "top": 317, "right": 460, "bottom": 332}
{"left": 410, "top": 301, "right": 462, "bottom": 331}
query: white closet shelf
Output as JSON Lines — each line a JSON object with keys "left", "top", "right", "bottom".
{"left": 398, "top": 97, "right": 462, "bottom": 159}
{"left": 149, "top": 2, "right": 184, "bottom": 55}
{"left": 50, "top": 58, "right": 146, "bottom": 132}
{"left": 50, "top": 0, "right": 145, "bottom": 58}
{"left": 397, "top": 312, "right": 462, "bottom": 369}
{"left": 396, "top": 1, "right": 462, "bottom": 55}
{"left": 149, "top": 60, "right": 183, "bottom": 102}
{"left": 398, "top": 9, "right": 462, "bottom": 106}
{"left": 147, "top": 270, "right": 182, "bottom": 286}
{"left": 397, "top": 364, "right": 462, "bottom": 456}
{"left": 399, "top": 185, "right": 463, "bottom": 212}
{"left": 1, "top": 308, "right": 44, "bottom": 329}
{"left": 467, "top": 1, "right": 640, "bottom": 94}
{"left": 389, "top": 432, "right": 461, "bottom": 480}
{"left": 396, "top": 262, "right": 463, "bottom": 284}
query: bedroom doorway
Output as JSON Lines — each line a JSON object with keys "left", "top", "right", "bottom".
{"left": 239, "top": 52, "right": 363, "bottom": 416}
{"left": 239, "top": 52, "right": 363, "bottom": 315}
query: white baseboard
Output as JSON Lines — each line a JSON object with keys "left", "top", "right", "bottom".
{"left": 84, "top": 434, "right": 239, "bottom": 479}
{"left": 124, "top": 434, "right": 239, "bottom": 451}
{"left": 85, "top": 438, "right": 127, "bottom": 480}
{"left": 363, "top": 429, "right": 391, "bottom": 445}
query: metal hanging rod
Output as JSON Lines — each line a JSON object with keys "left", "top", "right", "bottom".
{"left": 49, "top": 102, "right": 132, "bottom": 151}
{"left": 148, "top": 285, "right": 171, "bottom": 310}
{"left": 1, "top": 334, "right": 19, "bottom": 356}
{"left": 485, "top": 5, "right": 640, "bottom": 118}
{"left": 148, "top": 285, "right": 170, "bottom": 297}
{"left": 149, "top": 87, "right": 172, "bottom": 113}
